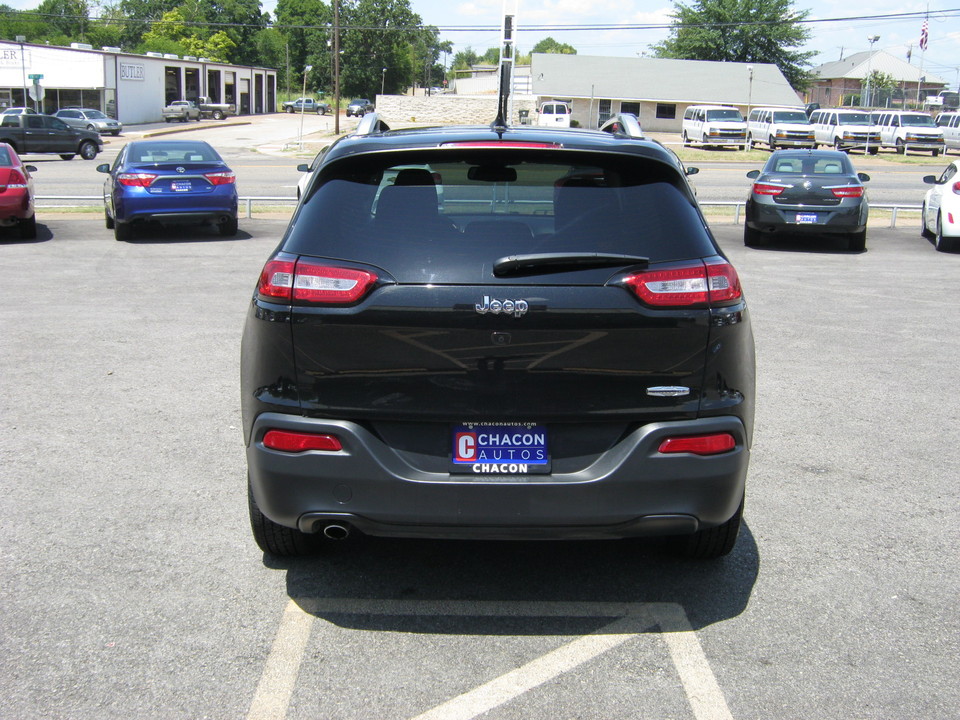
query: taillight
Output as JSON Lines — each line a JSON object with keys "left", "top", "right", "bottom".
{"left": 952, "top": 181, "right": 960, "bottom": 195}
{"left": 752, "top": 183, "right": 786, "bottom": 196}
{"left": 622, "top": 260, "right": 742, "bottom": 307}
{"left": 2, "top": 170, "right": 28, "bottom": 189}
{"left": 117, "top": 172, "right": 157, "bottom": 187}
{"left": 263, "top": 430, "right": 342, "bottom": 453}
{"left": 292, "top": 261, "right": 377, "bottom": 304}
{"left": 258, "top": 258, "right": 295, "bottom": 300}
{"left": 658, "top": 433, "right": 736, "bottom": 456}
{"left": 204, "top": 171, "right": 236, "bottom": 185}
{"left": 256, "top": 256, "right": 378, "bottom": 305}
{"left": 830, "top": 186, "right": 864, "bottom": 198}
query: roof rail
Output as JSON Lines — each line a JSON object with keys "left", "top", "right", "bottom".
{"left": 598, "top": 113, "right": 645, "bottom": 139}
{"left": 353, "top": 112, "right": 391, "bottom": 136}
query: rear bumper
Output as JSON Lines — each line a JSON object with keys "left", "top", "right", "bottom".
{"left": 746, "top": 199, "right": 866, "bottom": 235}
{"left": 247, "top": 413, "right": 750, "bottom": 540}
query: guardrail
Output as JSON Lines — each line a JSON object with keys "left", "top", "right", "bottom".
{"left": 696, "top": 201, "right": 920, "bottom": 228}
{"left": 36, "top": 195, "right": 298, "bottom": 218}
{"left": 35, "top": 196, "right": 923, "bottom": 227}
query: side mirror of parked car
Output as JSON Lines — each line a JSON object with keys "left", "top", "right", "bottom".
{"left": 96, "top": 163, "right": 110, "bottom": 173}
{"left": 297, "top": 163, "right": 310, "bottom": 172}
{"left": 857, "top": 173, "right": 871, "bottom": 182}
{"left": 25, "top": 164, "right": 37, "bottom": 172}
{"left": 746, "top": 169, "right": 760, "bottom": 179}
{"left": 685, "top": 166, "right": 699, "bottom": 176}
{"left": 922, "top": 175, "right": 937, "bottom": 184}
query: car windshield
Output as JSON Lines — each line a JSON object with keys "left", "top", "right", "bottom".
{"left": 837, "top": 113, "right": 871, "bottom": 125}
{"left": 901, "top": 114, "right": 936, "bottom": 127}
{"left": 0, "top": 146, "right": 12, "bottom": 165}
{"left": 772, "top": 111, "right": 808, "bottom": 123}
{"left": 288, "top": 151, "right": 715, "bottom": 276}
{"left": 705, "top": 109, "right": 743, "bottom": 121}
{"left": 83, "top": 110, "right": 108, "bottom": 119}
{"left": 128, "top": 142, "right": 221, "bottom": 163}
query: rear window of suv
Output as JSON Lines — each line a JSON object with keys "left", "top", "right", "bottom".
{"left": 286, "top": 149, "right": 715, "bottom": 281}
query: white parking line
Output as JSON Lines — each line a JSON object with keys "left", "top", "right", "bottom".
{"left": 246, "top": 599, "right": 732, "bottom": 720}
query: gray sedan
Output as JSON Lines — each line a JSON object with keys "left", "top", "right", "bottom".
{"left": 744, "top": 149, "right": 870, "bottom": 251}
{"left": 53, "top": 108, "right": 122, "bottom": 136}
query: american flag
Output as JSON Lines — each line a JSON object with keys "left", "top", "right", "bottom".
{"left": 920, "top": 19, "right": 929, "bottom": 51}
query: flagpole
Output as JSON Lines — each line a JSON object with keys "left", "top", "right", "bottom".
{"left": 916, "top": 10, "right": 929, "bottom": 106}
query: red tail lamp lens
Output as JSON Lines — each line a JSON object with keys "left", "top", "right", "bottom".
{"left": 658, "top": 433, "right": 736, "bottom": 456}
{"left": 263, "top": 430, "right": 342, "bottom": 453}
{"left": 256, "top": 259, "right": 378, "bottom": 305}
{"left": 118, "top": 173, "right": 157, "bottom": 187}
{"left": 830, "top": 186, "right": 864, "bottom": 198}
{"left": 204, "top": 171, "right": 236, "bottom": 185}
{"left": 752, "top": 183, "right": 785, "bottom": 196}
{"left": 623, "top": 260, "right": 742, "bottom": 307}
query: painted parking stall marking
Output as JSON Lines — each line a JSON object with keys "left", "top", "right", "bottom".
{"left": 247, "top": 599, "right": 733, "bottom": 720}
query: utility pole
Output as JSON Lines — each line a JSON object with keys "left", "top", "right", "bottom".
{"left": 333, "top": 0, "right": 340, "bottom": 135}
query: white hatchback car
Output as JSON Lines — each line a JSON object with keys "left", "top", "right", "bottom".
{"left": 921, "top": 160, "right": 960, "bottom": 252}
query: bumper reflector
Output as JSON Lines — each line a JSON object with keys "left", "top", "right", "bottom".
{"left": 263, "top": 430, "right": 343, "bottom": 453}
{"left": 658, "top": 433, "right": 736, "bottom": 456}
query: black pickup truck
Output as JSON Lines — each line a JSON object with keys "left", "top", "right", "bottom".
{"left": 0, "top": 113, "right": 103, "bottom": 160}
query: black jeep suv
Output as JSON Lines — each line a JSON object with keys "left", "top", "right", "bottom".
{"left": 241, "top": 114, "right": 755, "bottom": 559}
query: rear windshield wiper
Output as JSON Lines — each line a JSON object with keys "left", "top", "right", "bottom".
{"left": 493, "top": 252, "right": 650, "bottom": 277}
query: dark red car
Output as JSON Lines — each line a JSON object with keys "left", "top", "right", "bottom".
{"left": 0, "top": 142, "right": 37, "bottom": 239}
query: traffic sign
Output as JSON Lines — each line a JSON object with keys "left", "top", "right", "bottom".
{"left": 27, "top": 73, "right": 43, "bottom": 80}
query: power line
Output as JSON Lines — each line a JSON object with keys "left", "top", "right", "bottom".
{"left": 2, "top": 7, "right": 958, "bottom": 33}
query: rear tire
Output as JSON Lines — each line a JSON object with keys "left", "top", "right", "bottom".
{"left": 212, "top": 110, "right": 224, "bottom": 120}
{"left": 114, "top": 220, "right": 131, "bottom": 242}
{"left": 681, "top": 495, "right": 744, "bottom": 559}
{"left": 935, "top": 214, "right": 955, "bottom": 252}
{"left": 248, "top": 482, "right": 321, "bottom": 557}
{"left": 848, "top": 229, "right": 866, "bottom": 252}
{"left": 744, "top": 225, "right": 766, "bottom": 247}
{"left": 18, "top": 214, "right": 36, "bottom": 240}
{"left": 218, "top": 216, "right": 239, "bottom": 237}
{"left": 896, "top": 139, "right": 906, "bottom": 154}
{"left": 105, "top": 210, "right": 114, "bottom": 229}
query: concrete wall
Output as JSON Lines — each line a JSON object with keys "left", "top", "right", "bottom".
{"left": 375, "top": 94, "right": 538, "bottom": 126}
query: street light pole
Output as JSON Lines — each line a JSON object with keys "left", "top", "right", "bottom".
{"left": 745, "top": 64, "right": 753, "bottom": 151}
{"left": 299, "top": 64, "right": 312, "bottom": 150}
{"left": 381, "top": 67, "right": 386, "bottom": 97}
{"left": 864, "top": 35, "right": 880, "bottom": 108}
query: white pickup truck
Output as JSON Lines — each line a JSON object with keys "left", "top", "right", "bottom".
{"left": 162, "top": 100, "right": 201, "bottom": 122}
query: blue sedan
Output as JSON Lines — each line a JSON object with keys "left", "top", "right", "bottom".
{"left": 97, "top": 139, "right": 238, "bottom": 241}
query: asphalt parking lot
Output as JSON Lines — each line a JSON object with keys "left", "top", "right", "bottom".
{"left": 1, "top": 214, "right": 958, "bottom": 719}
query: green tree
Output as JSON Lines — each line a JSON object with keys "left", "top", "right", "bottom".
{"left": 530, "top": 37, "right": 576, "bottom": 55}
{"left": 36, "top": 0, "right": 89, "bottom": 39}
{"left": 338, "top": 0, "right": 425, "bottom": 97}
{"left": 275, "top": 0, "right": 332, "bottom": 95}
{"left": 651, "top": 0, "right": 816, "bottom": 91}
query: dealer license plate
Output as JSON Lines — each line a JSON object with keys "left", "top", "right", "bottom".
{"left": 795, "top": 212, "right": 818, "bottom": 224}
{"left": 171, "top": 181, "right": 192, "bottom": 192}
{"left": 451, "top": 422, "right": 550, "bottom": 474}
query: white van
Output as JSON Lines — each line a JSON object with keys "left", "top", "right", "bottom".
{"left": 536, "top": 101, "right": 571, "bottom": 128}
{"left": 873, "top": 110, "right": 944, "bottom": 156}
{"left": 808, "top": 109, "right": 880, "bottom": 154}
{"left": 682, "top": 105, "right": 747, "bottom": 149}
{"left": 746, "top": 107, "right": 815, "bottom": 149}
{"left": 935, "top": 112, "right": 960, "bottom": 151}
